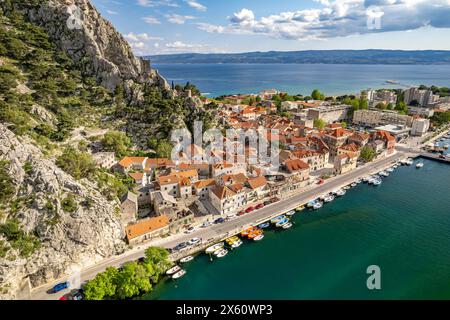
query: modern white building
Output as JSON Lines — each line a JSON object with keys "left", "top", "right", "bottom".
{"left": 411, "top": 118, "right": 430, "bottom": 137}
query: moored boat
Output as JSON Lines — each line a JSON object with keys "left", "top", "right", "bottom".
{"left": 416, "top": 162, "right": 424, "bottom": 168}
{"left": 323, "top": 194, "right": 335, "bottom": 203}
{"left": 205, "top": 242, "right": 224, "bottom": 254}
{"left": 166, "top": 265, "right": 181, "bottom": 275}
{"left": 172, "top": 269, "right": 186, "bottom": 279}
{"left": 307, "top": 200, "right": 318, "bottom": 208}
{"left": 351, "top": 182, "right": 357, "bottom": 187}
{"left": 214, "top": 248, "right": 228, "bottom": 258}
{"left": 270, "top": 215, "right": 286, "bottom": 224}
{"left": 276, "top": 218, "right": 290, "bottom": 227}
{"left": 180, "top": 256, "right": 194, "bottom": 264}
{"left": 313, "top": 202, "right": 323, "bottom": 210}
{"left": 231, "top": 239, "right": 243, "bottom": 248}
{"left": 372, "top": 179, "right": 382, "bottom": 186}
{"left": 282, "top": 222, "right": 293, "bottom": 229}
{"left": 258, "top": 222, "right": 270, "bottom": 229}
{"left": 286, "top": 210, "right": 296, "bottom": 216}
{"left": 335, "top": 189, "right": 346, "bottom": 197}
{"left": 253, "top": 234, "right": 264, "bottom": 241}
{"left": 296, "top": 206, "right": 305, "bottom": 212}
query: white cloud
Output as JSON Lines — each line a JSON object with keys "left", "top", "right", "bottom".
{"left": 197, "top": 0, "right": 450, "bottom": 40}
{"left": 124, "top": 32, "right": 164, "bottom": 55}
{"left": 137, "top": 0, "right": 178, "bottom": 8}
{"left": 106, "top": 10, "right": 118, "bottom": 15}
{"left": 142, "top": 16, "right": 161, "bottom": 24}
{"left": 185, "top": 0, "right": 207, "bottom": 12}
{"left": 166, "top": 14, "right": 196, "bottom": 24}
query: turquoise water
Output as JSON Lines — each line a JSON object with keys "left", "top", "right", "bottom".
{"left": 146, "top": 159, "right": 450, "bottom": 300}
{"left": 153, "top": 63, "right": 450, "bottom": 97}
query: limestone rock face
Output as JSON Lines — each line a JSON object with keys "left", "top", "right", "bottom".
{"left": 24, "top": 0, "right": 169, "bottom": 91}
{"left": 0, "top": 125, "right": 126, "bottom": 299}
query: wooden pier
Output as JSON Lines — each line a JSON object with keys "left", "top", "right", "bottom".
{"left": 419, "top": 152, "right": 450, "bottom": 164}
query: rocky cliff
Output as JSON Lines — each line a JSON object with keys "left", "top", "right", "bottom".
{"left": 21, "top": 0, "right": 169, "bottom": 92}
{"left": 0, "top": 124, "right": 126, "bottom": 299}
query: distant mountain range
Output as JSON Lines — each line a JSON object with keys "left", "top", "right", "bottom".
{"left": 147, "top": 50, "right": 450, "bottom": 65}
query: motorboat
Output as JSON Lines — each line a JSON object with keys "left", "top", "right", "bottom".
{"left": 276, "top": 218, "right": 290, "bottom": 227}
{"left": 343, "top": 186, "right": 351, "bottom": 191}
{"left": 248, "top": 229, "right": 263, "bottom": 239}
{"left": 241, "top": 227, "right": 257, "bottom": 237}
{"left": 166, "top": 265, "right": 181, "bottom": 275}
{"left": 180, "top": 256, "right": 194, "bottom": 264}
{"left": 350, "top": 183, "right": 357, "bottom": 188}
{"left": 258, "top": 222, "right": 270, "bottom": 229}
{"left": 400, "top": 159, "right": 408, "bottom": 165}
{"left": 406, "top": 159, "right": 414, "bottom": 166}
{"left": 282, "top": 222, "right": 293, "bottom": 230}
{"left": 362, "top": 176, "right": 371, "bottom": 183}
{"left": 296, "top": 206, "right": 305, "bottom": 212}
{"left": 253, "top": 234, "right": 265, "bottom": 241}
{"left": 416, "top": 162, "right": 424, "bottom": 168}
{"left": 270, "top": 215, "right": 286, "bottom": 224}
{"left": 286, "top": 210, "right": 296, "bottom": 217}
{"left": 323, "top": 194, "right": 335, "bottom": 203}
{"left": 355, "top": 178, "right": 363, "bottom": 184}
{"left": 231, "top": 239, "right": 243, "bottom": 248}
{"left": 214, "top": 248, "right": 228, "bottom": 258}
{"left": 372, "top": 179, "right": 382, "bottom": 186}
{"left": 226, "top": 236, "right": 240, "bottom": 245}
{"left": 386, "top": 167, "right": 394, "bottom": 173}
{"left": 205, "top": 242, "right": 224, "bottom": 254}
{"left": 319, "top": 194, "right": 327, "bottom": 201}
{"left": 172, "top": 269, "right": 187, "bottom": 279}
{"left": 379, "top": 171, "right": 389, "bottom": 177}
{"left": 313, "top": 202, "right": 323, "bottom": 210}
{"left": 335, "top": 189, "right": 346, "bottom": 197}
{"left": 307, "top": 200, "right": 318, "bottom": 208}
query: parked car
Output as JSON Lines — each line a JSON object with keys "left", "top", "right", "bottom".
{"left": 237, "top": 210, "right": 245, "bottom": 216}
{"left": 189, "top": 237, "right": 201, "bottom": 245}
{"left": 201, "top": 221, "right": 212, "bottom": 228}
{"left": 255, "top": 203, "right": 264, "bottom": 210}
{"left": 52, "top": 282, "right": 69, "bottom": 294}
{"left": 71, "top": 291, "right": 83, "bottom": 301}
{"left": 245, "top": 207, "right": 254, "bottom": 213}
{"left": 214, "top": 218, "right": 225, "bottom": 224}
{"left": 185, "top": 227, "right": 195, "bottom": 234}
{"left": 263, "top": 201, "right": 271, "bottom": 206}
{"left": 174, "top": 242, "right": 189, "bottom": 251}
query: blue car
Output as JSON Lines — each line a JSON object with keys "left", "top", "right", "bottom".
{"left": 214, "top": 218, "right": 225, "bottom": 224}
{"left": 52, "top": 281, "right": 69, "bottom": 293}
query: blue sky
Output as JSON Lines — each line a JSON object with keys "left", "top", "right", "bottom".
{"left": 91, "top": 0, "right": 450, "bottom": 55}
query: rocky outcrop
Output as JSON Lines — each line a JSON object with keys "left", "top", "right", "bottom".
{"left": 0, "top": 124, "right": 126, "bottom": 299}
{"left": 21, "top": 0, "right": 169, "bottom": 92}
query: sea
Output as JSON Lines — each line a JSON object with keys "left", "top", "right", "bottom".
{"left": 153, "top": 63, "right": 450, "bottom": 97}
{"left": 144, "top": 156, "right": 450, "bottom": 300}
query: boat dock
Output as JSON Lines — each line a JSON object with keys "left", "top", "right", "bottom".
{"left": 419, "top": 152, "right": 450, "bottom": 164}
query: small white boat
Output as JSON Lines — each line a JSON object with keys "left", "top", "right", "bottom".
{"left": 282, "top": 222, "right": 293, "bottom": 230}
{"left": 416, "top": 162, "right": 424, "bottom": 168}
{"left": 166, "top": 265, "right": 181, "bottom": 275}
{"left": 379, "top": 171, "right": 389, "bottom": 177}
{"left": 231, "top": 239, "right": 243, "bottom": 248}
{"left": 180, "top": 256, "right": 194, "bottom": 263}
{"left": 286, "top": 210, "right": 296, "bottom": 216}
{"left": 172, "top": 269, "right": 186, "bottom": 279}
{"left": 372, "top": 179, "right": 382, "bottom": 186}
{"left": 323, "top": 195, "right": 335, "bottom": 203}
{"left": 406, "top": 159, "right": 414, "bottom": 166}
{"left": 351, "top": 183, "right": 357, "bottom": 188}
{"left": 215, "top": 249, "right": 228, "bottom": 258}
{"left": 362, "top": 176, "right": 371, "bottom": 183}
{"left": 253, "top": 234, "right": 264, "bottom": 241}
{"left": 319, "top": 194, "right": 327, "bottom": 201}
{"left": 276, "top": 218, "right": 290, "bottom": 227}
{"left": 400, "top": 159, "right": 408, "bottom": 165}
{"left": 205, "top": 242, "right": 224, "bottom": 254}
{"left": 313, "top": 202, "right": 323, "bottom": 210}
{"left": 343, "top": 186, "right": 351, "bottom": 190}
{"left": 271, "top": 215, "right": 286, "bottom": 223}
{"left": 355, "top": 178, "right": 363, "bottom": 184}
{"left": 386, "top": 168, "right": 394, "bottom": 173}
{"left": 335, "top": 189, "right": 346, "bottom": 197}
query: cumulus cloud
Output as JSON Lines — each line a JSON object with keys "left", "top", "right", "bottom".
{"left": 166, "top": 14, "right": 196, "bottom": 24}
{"left": 142, "top": 16, "right": 161, "bottom": 24}
{"left": 124, "top": 32, "right": 164, "bottom": 55}
{"left": 185, "top": 0, "right": 207, "bottom": 12}
{"left": 197, "top": 0, "right": 450, "bottom": 40}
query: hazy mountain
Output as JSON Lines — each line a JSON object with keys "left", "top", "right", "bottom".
{"left": 147, "top": 50, "right": 450, "bottom": 65}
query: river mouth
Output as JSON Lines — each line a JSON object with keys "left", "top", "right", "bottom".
{"left": 143, "top": 158, "right": 450, "bottom": 300}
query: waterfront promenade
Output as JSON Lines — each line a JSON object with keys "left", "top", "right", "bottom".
{"left": 29, "top": 151, "right": 405, "bottom": 300}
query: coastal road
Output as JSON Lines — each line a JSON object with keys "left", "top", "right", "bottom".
{"left": 30, "top": 152, "right": 405, "bottom": 300}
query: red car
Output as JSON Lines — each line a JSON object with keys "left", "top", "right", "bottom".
{"left": 317, "top": 179, "right": 324, "bottom": 185}
{"left": 245, "top": 207, "right": 254, "bottom": 213}
{"left": 255, "top": 203, "right": 264, "bottom": 209}
{"left": 238, "top": 210, "right": 245, "bottom": 216}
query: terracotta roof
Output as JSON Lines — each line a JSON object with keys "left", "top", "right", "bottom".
{"left": 285, "top": 159, "right": 310, "bottom": 172}
{"left": 179, "top": 177, "right": 191, "bottom": 187}
{"left": 128, "top": 172, "right": 144, "bottom": 180}
{"left": 339, "top": 143, "right": 360, "bottom": 152}
{"left": 126, "top": 215, "right": 169, "bottom": 241}
{"left": 228, "top": 183, "right": 245, "bottom": 193}
{"left": 145, "top": 158, "right": 174, "bottom": 169}
{"left": 158, "top": 175, "right": 180, "bottom": 186}
{"left": 349, "top": 133, "right": 370, "bottom": 142}
{"left": 176, "top": 169, "right": 198, "bottom": 179}
{"left": 212, "top": 186, "right": 236, "bottom": 200}
{"left": 119, "top": 157, "right": 146, "bottom": 168}
{"left": 247, "top": 176, "right": 267, "bottom": 189}
{"left": 221, "top": 173, "right": 248, "bottom": 185}
{"left": 193, "top": 179, "right": 216, "bottom": 189}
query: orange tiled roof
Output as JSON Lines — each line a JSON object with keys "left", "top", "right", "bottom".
{"left": 285, "top": 159, "right": 310, "bottom": 172}
{"left": 247, "top": 176, "right": 267, "bottom": 189}
{"left": 128, "top": 172, "right": 144, "bottom": 180}
{"left": 119, "top": 157, "right": 146, "bottom": 168}
{"left": 158, "top": 175, "right": 180, "bottom": 186}
{"left": 221, "top": 173, "right": 248, "bottom": 184}
{"left": 193, "top": 179, "right": 216, "bottom": 189}
{"left": 126, "top": 215, "right": 169, "bottom": 241}
{"left": 212, "top": 186, "right": 236, "bottom": 200}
